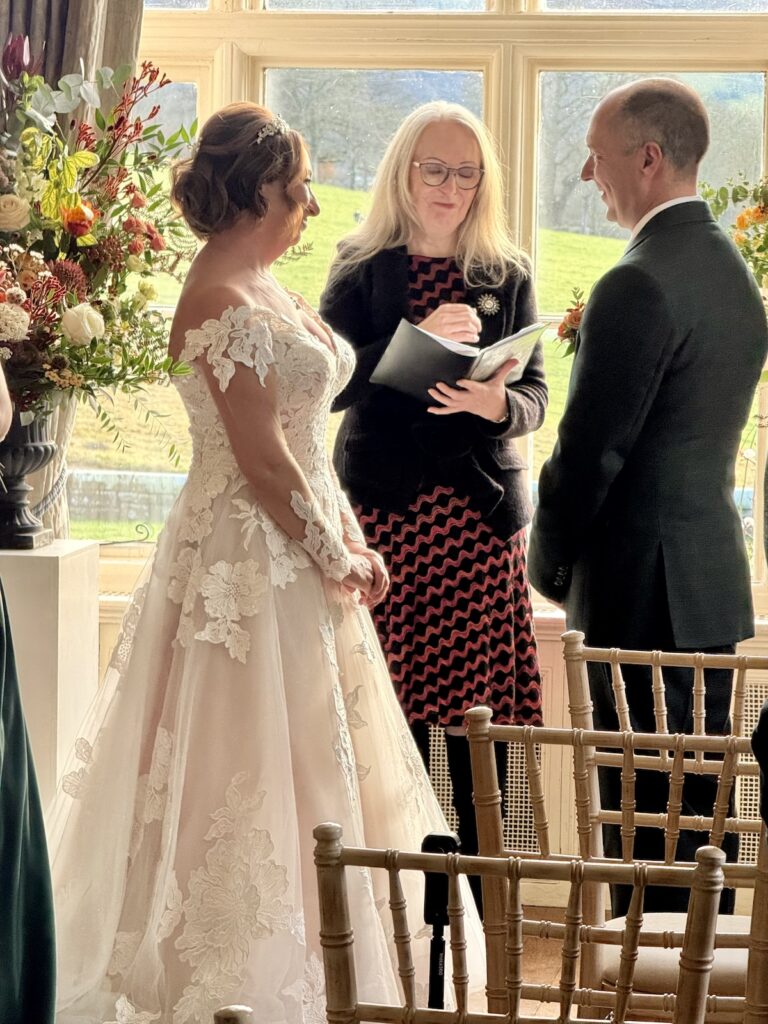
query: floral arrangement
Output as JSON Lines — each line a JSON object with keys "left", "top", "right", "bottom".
{"left": 702, "top": 176, "right": 768, "bottom": 387}
{"left": 702, "top": 176, "right": 768, "bottom": 288}
{"left": 701, "top": 175, "right": 768, "bottom": 548}
{"left": 555, "top": 286, "right": 585, "bottom": 356}
{"left": 0, "top": 34, "right": 196, "bottom": 456}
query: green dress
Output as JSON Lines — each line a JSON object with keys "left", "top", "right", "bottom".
{"left": 0, "top": 581, "right": 55, "bottom": 1022}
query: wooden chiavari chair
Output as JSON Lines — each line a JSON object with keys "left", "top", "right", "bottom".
{"left": 466, "top": 709, "right": 766, "bottom": 1020}
{"left": 313, "top": 821, "right": 727, "bottom": 1024}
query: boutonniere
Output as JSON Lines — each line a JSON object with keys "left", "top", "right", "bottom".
{"left": 556, "top": 287, "right": 586, "bottom": 357}
{"left": 476, "top": 293, "right": 501, "bottom": 317}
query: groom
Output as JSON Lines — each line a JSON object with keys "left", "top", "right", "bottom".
{"left": 529, "top": 78, "right": 768, "bottom": 913}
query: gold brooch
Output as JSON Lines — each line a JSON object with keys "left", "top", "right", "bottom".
{"left": 476, "top": 293, "right": 501, "bottom": 316}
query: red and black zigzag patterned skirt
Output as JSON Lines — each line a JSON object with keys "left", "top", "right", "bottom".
{"left": 357, "top": 485, "right": 543, "bottom": 729}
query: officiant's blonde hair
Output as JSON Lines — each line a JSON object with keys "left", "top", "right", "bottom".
{"left": 327, "top": 101, "right": 527, "bottom": 289}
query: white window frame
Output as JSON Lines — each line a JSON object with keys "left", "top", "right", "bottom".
{"left": 138, "top": 3, "right": 768, "bottom": 611}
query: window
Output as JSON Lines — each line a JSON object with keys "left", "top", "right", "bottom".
{"left": 67, "top": 81, "right": 199, "bottom": 542}
{"left": 130, "top": 7, "right": 768, "bottom": 606}
{"left": 144, "top": 0, "right": 207, "bottom": 8}
{"left": 546, "top": 0, "right": 768, "bottom": 10}
{"left": 266, "top": 0, "right": 485, "bottom": 8}
{"left": 533, "top": 69, "right": 766, "bottom": 530}
{"left": 265, "top": 67, "right": 483, "bottom": 305}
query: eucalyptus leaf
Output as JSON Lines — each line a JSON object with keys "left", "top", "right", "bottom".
{"left": 95, "top": 66, "right": 114, "bottom": 91}
{"left": 51, "top": 90, "right": 82, "bottom": 114}
{"left": 80, "top": 81, "right": 101, "bottom": 108}
{"left": 58, "top": 73, "right": 83, "bottom": 91}
{"left": 112, "top": 64, "right": 133, "bottom": 89}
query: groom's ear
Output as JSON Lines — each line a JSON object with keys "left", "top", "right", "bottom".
{"left": 641, "top": 141, "right": 664, "bottom": 171}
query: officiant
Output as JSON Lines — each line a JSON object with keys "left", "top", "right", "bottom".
{"left": 320, "top": 100, "right": 547, "bottom": 902}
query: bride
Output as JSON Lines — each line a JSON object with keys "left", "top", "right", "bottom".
{"left": 47, "top": 102, "right": 484, "bottom": 1023}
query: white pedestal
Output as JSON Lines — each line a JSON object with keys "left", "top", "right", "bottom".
{"left": 0, "top": 540, "right": 99, "bottom": 809}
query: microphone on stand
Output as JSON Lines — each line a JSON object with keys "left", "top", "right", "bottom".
{"left": 421, "top": 830, "right": 460, "bottom": 1009}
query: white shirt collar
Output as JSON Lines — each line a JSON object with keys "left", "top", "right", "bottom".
{"left": 630, "top": 196, "right": 705, "bottom": 240}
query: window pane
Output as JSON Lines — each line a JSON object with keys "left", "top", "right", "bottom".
{"left": 547, "top": 0, "right": 768, "bottom": 10}
{"left": 537, "top": 71, "right": 764, "bottom": 312}
{"left": 68, "top": 83, "right": 199, "bottom": 542}
{"left": 265, "top": 67, "right": 483, "bottom": 307}
{"left": 267, "top": 0, "right": 484, "bottom": 9}
{"left": 135, "top": 80, "right": 198, "bottom": 307}
{"left": 144, "top": 0, "right": 207, "bottom": 8}
{"left": 533, "top": 70, "right": 764, "bottom": 575}
{"left": 265, "top": 66, "right": 482, "bottom": 457}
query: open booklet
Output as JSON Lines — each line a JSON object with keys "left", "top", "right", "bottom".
{"left": 370, "top": 318, "right": 547, "bottom": 403}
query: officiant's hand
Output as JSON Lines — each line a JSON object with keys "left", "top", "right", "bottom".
{"left": 419, "top": 303, "right": 481, "bottom": 344}
{"left": 427, "top": 357, "right": 518, "bottom": 421}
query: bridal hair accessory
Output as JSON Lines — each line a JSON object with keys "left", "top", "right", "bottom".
{"left": 476, "top": 293, "right": 501, "bottom": 317}
{"left": 255, "top": 115, "right": 290, "bottom": 145}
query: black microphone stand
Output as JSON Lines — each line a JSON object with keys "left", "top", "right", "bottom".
{"left": 421, "top": 830, "right": 460, "bottom": 1009}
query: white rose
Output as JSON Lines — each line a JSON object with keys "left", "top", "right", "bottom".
{"left": 61, "top": 303, "right": 105, "bottom": 346}
{"left": 0, "top": 193, "right": 30, "bottom": 232}
{"left": 125, "top": 255, "right": 144, "bottom": 273}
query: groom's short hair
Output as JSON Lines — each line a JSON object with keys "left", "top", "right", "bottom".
{"left": 616, "top": 79, "right": 710, "bottom": 173}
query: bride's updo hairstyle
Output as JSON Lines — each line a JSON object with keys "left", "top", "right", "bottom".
{"left": 171, "top": 102, "right": 307, "bottom": 240}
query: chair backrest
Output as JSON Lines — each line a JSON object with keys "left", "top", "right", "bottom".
{"left": 314, "top": 821, "right": 727, "bottom": 1024}
{"left": 466, "top": 710, "right": 760, "bottom": 869}
{"left": 560, "top": 630, "right": 768, "bottom": 745}
{"left": 465, "top": 706, "right": 763, "bottom": 1012}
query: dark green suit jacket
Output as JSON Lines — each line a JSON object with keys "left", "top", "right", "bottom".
{"left": 529, "top": 201, "right": 768, "bottom": 649}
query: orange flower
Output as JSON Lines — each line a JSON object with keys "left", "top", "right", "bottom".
{"left": 754, "top": 205, "right": 768, "bottom": 224}
{"left": 733, "top": 230, "right": 748, "bottom": 247}
{"left": 122, "top": 216, "right": 144, "bottom": 235}
{"left": 563, "top": 306, "right": 583, "bottom": 330}
{"left": 61, "top": 200, "right": 98, "bottom": 237}
{"left": 735, "top": 206, "right": 764, "bottom": 230}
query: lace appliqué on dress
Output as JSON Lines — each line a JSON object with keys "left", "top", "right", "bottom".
{"left": 171, "top": 775, "right": 291, "bottom": 1024}
{"left": 290, "top": 490, "right": 351, "bottom": 582}
{"left": 61, "top": 736, "right": 94, "bottom": 799}
{"left": 109, "top": 581, "right": 150, "bottom": 676}
{"left": 181, "top": 305, "right": 275, "bottom": 392}
{"left": 281, "top": 952, "right": 326, "bottom": 1024}
{"left": 128, "top": 727, "right": 174, "bottom": 861}
{"left": 231, "top": 498, "right": 311, "bottom": 588}
{"left": 337, "top": 489, "right": 367, "bottom": 546}
{"left": 105, "top": 995, "right": 160, "bottom": 1024}
{"left": 194, "top": 559, "right": 268, "bottom": 663}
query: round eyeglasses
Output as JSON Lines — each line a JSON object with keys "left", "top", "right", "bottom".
{"left": 412, "top": 160, "right": 484, "bottom": 190}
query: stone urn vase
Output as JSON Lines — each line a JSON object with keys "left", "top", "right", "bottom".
{"left": 0, "top": 411, "right": 56, "bottom": 548}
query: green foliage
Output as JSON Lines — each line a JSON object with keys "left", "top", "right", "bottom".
{"left": 0, "top": 54, "right": 197, "bottom": 463}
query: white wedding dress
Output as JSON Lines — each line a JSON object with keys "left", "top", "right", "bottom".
{"left": 47, "top": 304, "right": 484, "bottom": 1024}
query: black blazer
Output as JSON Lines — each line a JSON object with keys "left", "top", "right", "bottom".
{"left": 319, "top": 247, "right": 548, "bottom": 539}
{"left": 528, "top": 202, "right": 768, "bottom": 649}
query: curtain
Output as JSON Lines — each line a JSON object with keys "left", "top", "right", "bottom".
{"left": 1, "top": 0, "right": 144, "bottom": 536}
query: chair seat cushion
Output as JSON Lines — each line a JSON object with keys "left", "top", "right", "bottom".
{"left": 601, "top": 912, "right": 749, "bottom": 1021}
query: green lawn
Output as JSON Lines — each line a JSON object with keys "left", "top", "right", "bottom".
{"left": 70, "top": 519, "right": 167, "bottom": 542}
{"left": 66, "top": 185, "right": 757, "bottom": 502}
